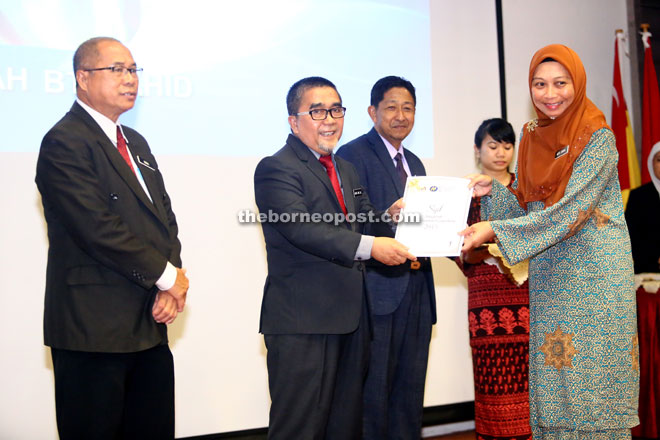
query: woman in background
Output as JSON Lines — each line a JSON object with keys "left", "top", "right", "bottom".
{"left": 625, "top": 142, "right": 660, "bottom": 274}
{"left": 624, "top": 142, "right": 660, "bottom": 439}
{"left": 456, "top": 118, "right": 532, "bottom": 440}
{"left": 461, "top": 44, "right": 639, "bottom": 439}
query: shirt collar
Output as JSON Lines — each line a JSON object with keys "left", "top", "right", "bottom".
{"left": 305, "top": 144, "right": 335, "bottom": 165}
{"left": 76, "top": 98, "right": 128, "bottom": 146}
{"left": 377, "top": 132, "right": 405, "bottom": 161}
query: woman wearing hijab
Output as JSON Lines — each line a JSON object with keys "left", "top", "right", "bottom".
{"left": 460, "top": 44, "right": 639, "bottom": 439}
{"left": 624, "top": 142, "right": 660, "bottom": 439}
{"left": 625, "top": 142, "right": 660, "bottom": 274}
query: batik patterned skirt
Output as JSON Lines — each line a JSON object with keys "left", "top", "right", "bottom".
{"left": 466, "top": 260, "right": 532, "bottom": 440}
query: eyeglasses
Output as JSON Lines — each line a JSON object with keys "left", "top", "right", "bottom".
{"left": 83, "top": 66, "right": 143, "bottom": 76}
{"left": 295, "top": 107, "right": 346, "bottom": 120}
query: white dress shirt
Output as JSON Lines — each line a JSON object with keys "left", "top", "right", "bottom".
{"left": 76, "top": 99, "right": 177, "bottom": 291}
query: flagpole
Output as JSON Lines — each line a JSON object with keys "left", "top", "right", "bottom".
{"left": 626, "top": 10, "right": 643, "bottom": 154}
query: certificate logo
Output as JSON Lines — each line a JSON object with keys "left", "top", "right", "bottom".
{"left": 407, "top": 178, "right": 427, "bottom": 191}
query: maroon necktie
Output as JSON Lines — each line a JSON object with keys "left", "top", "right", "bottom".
{"left": 395, "top": 152, "right": 407, "bottom": 185}
{"left": 116, "top": 126, "right": 136, "bottom": 174}
{"left": 319, "top": 154, "right": 347, "bottom": 215}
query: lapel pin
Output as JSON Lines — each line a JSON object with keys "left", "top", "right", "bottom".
{"left": 136, "top": 155, "right": 155, "bottom": 171}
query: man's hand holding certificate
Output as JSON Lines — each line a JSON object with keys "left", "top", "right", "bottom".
{"left": 394, "top": 176, "right": 473, "bottom": 257}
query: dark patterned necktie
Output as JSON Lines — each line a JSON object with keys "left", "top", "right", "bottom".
{"left": 116, "top": 126, "right": 136, "bottom": 174}
{"left": 395, "top": 152, "right": 407, "bottom": 185}
{"left": 319, "top": 154, "right": 347, "bottom": 215}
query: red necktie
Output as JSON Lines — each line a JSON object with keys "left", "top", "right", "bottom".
{"left": 319, "top": 154, "right": 347, "bottom": 215}
{"left": 116, "top": 126, "right": 136, "bottom": 174}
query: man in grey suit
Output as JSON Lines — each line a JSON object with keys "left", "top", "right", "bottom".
{"left": 337, "top": 76, "right": 436, "bottom": 440}
{"left": 254, "top": 76, "right": 417, "bottom": 439}
{"left": 36, "top": 37, "right": 188, "bottom": 439}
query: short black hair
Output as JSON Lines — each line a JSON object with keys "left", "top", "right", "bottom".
{"left": 370, "top": 76, "right": 416, "bottom": 107}
{"left": 474, "top": 118, "right": 515, "bottom": 148}
{"left": 286, "top": 77, "right": 341, "bottom": 115}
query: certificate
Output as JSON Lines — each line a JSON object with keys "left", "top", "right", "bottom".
{"left": 394, "top": 176, "right": 473, "bottom": 257}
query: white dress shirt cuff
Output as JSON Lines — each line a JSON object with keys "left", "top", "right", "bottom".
{"left": 155, "top": 261, "right": 177, "bottom": 291}
{"left": 355, "top": 235, "right": 374, "bottom": 261}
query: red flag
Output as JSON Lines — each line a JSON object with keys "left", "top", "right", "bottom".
{"left": 641, "top": 28, "right": 660, "bottom": 184}
{"left": 611, "top": 31, "right": 640, "bottom": 206}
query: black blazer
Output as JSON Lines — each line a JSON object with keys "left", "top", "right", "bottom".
{"left": 625, "top": 182, "right": 660, "bottom": 273}
{"left": 254, "top": 134, "right": 391, "bottom": 335}
{"left": 35, "top": 102, "right": 182, "bottom": 353}
{"left": 337, "top": 128, "right": 436, "bottom": 321}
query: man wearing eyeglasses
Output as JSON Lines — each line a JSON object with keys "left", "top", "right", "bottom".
{"left": 337, "top": 76, "right": 436, "bottom": 440}
{"left": 254, "top": 76, "right": 417, "bottom": 439}
{"left": 35, "top": 37, "right": 188, "bottom": 439}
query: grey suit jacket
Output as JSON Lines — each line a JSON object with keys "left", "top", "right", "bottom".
{"left": 255, "top": 134, "right": 393, "bottom": 335}
{"left": 36, "top": 102, "right": 182, "bottom": 352}
{"left": 337, "top": 128, "right": 436, "bottom": 321}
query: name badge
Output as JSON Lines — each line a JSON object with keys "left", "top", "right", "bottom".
{"left": 136, "top": 155, "right": 155, "bottom": 171}
{"left": 555, "top": 145, "right": 569, "bottom": 159}
{"left": 353, "top": 187, "right": 364, "bottom": 197}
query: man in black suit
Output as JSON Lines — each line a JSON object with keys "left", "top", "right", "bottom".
{"left": 337, "top": 76, "right": 436, "bottom": 440}
{"left": 254, "top": 77, "right": 416, "bottom": 439}
{"left": 35, "top": 37, "right": 189, "bottom": 440}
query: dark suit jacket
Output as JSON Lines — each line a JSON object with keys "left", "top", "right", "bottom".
{"left": 255, "top": 134, "right": 392, "bottom": 335}
{"left": 35, "top": 102, "right": 182, "bottom": 353}
{"left": 337, "top": 128, "right": 436, "bottom": 321}
{"left": 625, "top": 182, "right": 660, "bottom": 274}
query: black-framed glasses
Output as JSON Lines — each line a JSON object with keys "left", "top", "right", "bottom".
{"left": 83, "top": 66, "right": 143, "bottom": 76}
{"left": 296, "top": 106, "right": 346, "bottom": 120}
